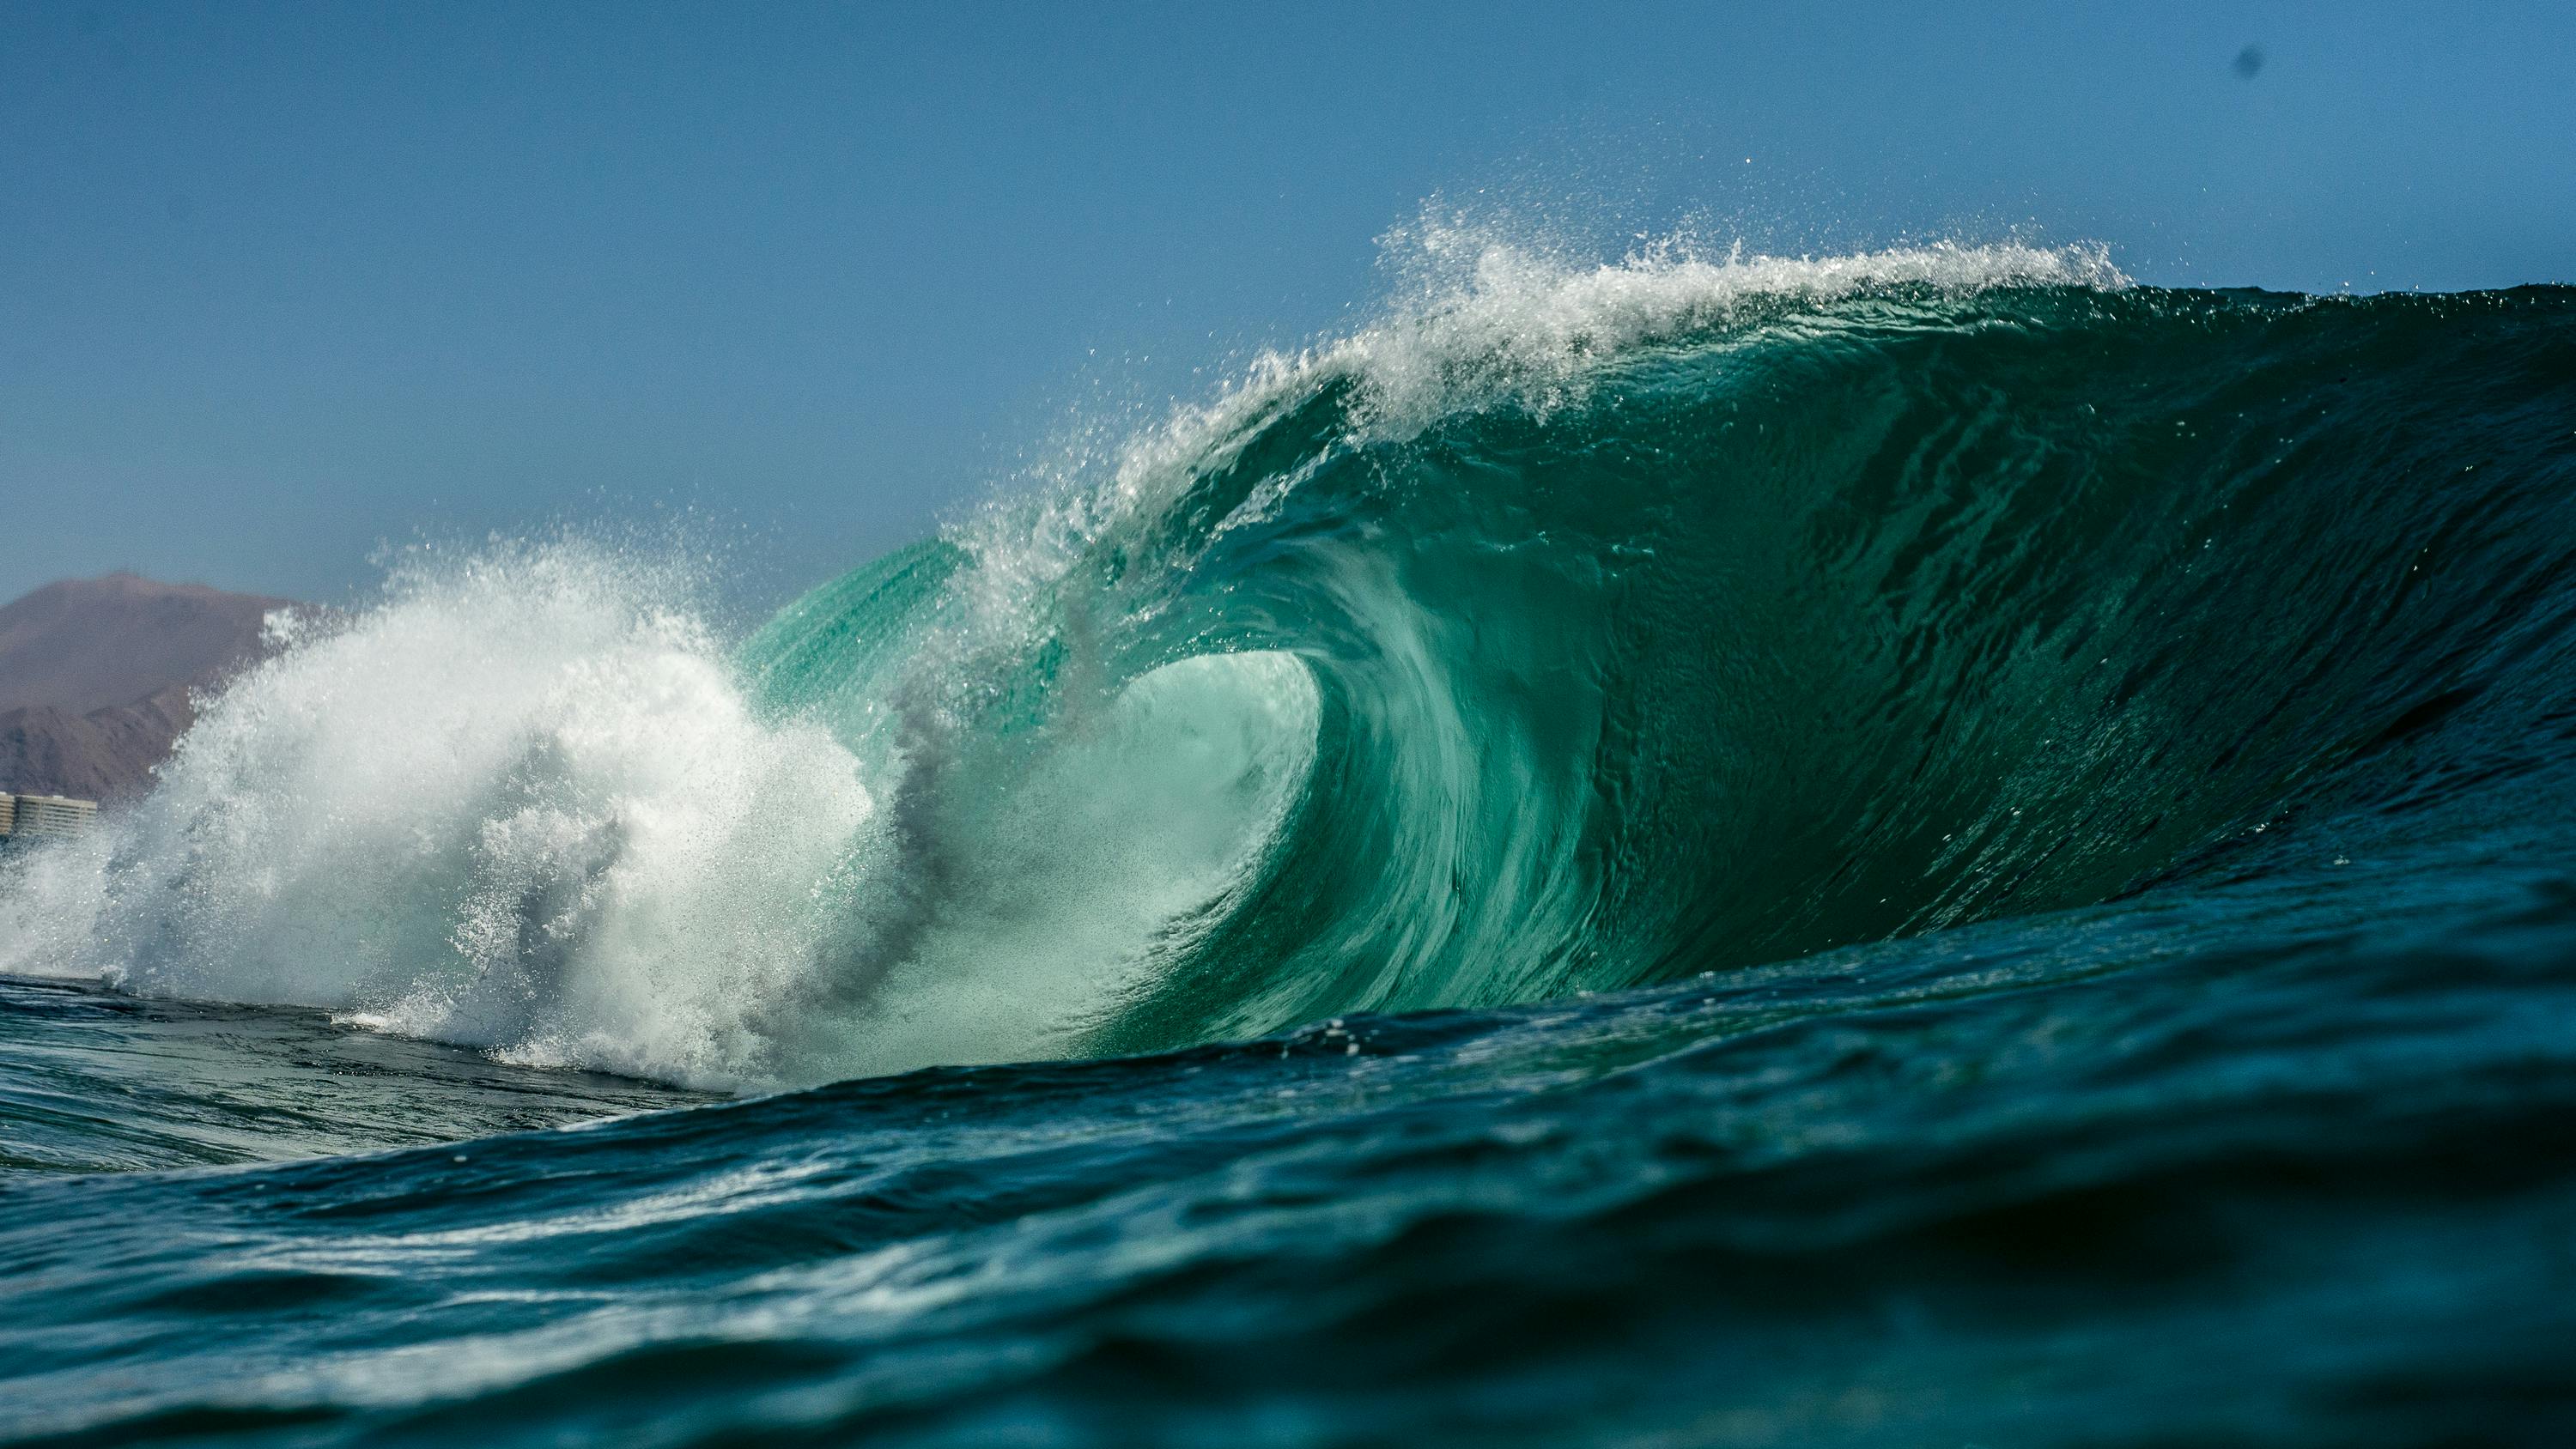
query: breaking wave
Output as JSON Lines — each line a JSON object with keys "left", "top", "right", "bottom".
{"left": 9, "top": 222, "right": 2576, "bottom": 1091}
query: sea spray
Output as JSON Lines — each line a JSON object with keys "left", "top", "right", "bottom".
{"left": 0, "top": 542, "right": 878, "bottom": 1086}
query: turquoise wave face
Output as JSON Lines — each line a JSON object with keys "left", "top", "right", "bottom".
{"left": 737, "top": 281, "right": 2576, "bottom": 1064}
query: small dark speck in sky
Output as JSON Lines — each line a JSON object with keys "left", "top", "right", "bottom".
{"left": 2233, "top": 45, "right": 2265, "bottom": 79}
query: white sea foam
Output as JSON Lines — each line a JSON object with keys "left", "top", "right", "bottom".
{"left": 0, "top": 543, "right": 880, "bottom": 1085}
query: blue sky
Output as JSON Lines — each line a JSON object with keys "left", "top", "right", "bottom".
{"left": 3, "top": 2, "right": 2570, "bottom": 608}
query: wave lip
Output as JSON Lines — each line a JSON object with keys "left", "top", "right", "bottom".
{"left": 1329, "top": 225, "right": 2126, "bottom": 431}
{"left": 1103, "top": 227, "right": 2129, "bottom": 506}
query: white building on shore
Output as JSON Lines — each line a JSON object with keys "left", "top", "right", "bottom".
{"left": 0, "top": 792, "right": 99, "bottom": 840}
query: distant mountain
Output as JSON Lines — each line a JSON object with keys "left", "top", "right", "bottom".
{"left": 0, "top": 573, "right": 304, "bottom": 802}
{"left": 0, "top": 573, "right": 299, "bottom": 716}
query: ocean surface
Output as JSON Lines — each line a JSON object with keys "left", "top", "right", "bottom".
{"left": 6, "top": 233, "right": 2576, "bottom": 1445}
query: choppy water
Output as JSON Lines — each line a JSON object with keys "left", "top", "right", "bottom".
{"left": 6, "top": 229, "right": 2576, "bottom": 1444}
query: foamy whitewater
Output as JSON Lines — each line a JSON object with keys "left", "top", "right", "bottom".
{"left": 2, "top": 547, "right": 871, "bottom": 1082}
{"left": 7, "top": 220, "right": 2576, "bottom": 1447}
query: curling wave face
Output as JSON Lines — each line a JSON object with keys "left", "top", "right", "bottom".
{"left": 9, "top": 228, "right": 2576, "bottom": 1094}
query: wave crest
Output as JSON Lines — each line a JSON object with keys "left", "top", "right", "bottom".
{"left": 13, "top": 222, "right": 2570, "bottom": 1093}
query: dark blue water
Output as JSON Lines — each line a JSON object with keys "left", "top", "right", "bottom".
{"left": 7, "top": 251, "right": 2576, "bottom": 1444}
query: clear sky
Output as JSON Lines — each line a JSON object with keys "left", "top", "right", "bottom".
{"left": 3, "top": 2, "right": 2570, "bottom": 608}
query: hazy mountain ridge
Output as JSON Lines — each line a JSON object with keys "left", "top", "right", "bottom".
{"left": 0, "top": 574, "right": 301, "bottom": 801}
